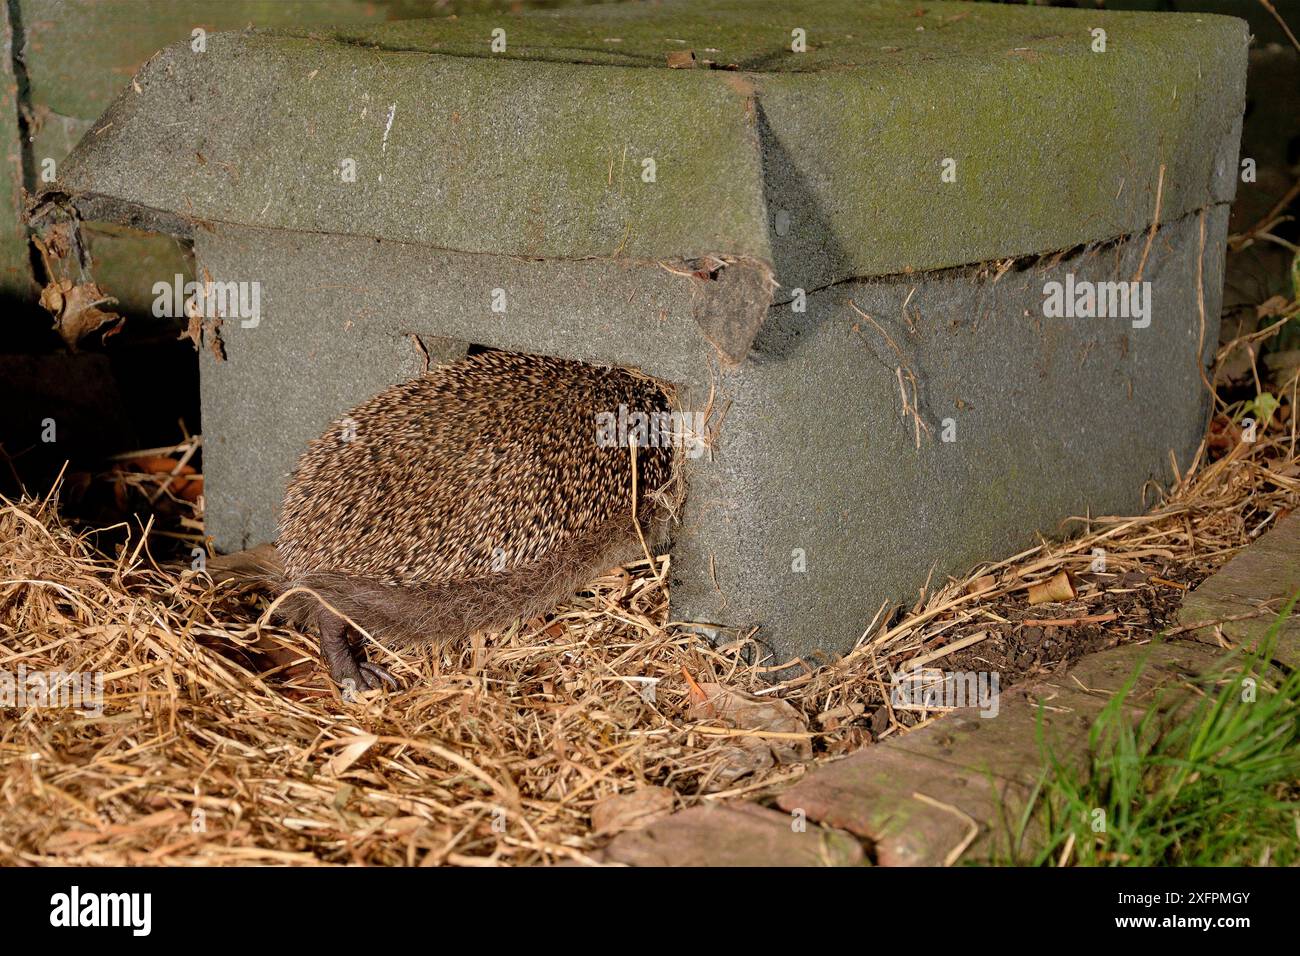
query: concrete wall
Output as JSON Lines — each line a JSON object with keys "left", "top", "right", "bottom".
{"left": 674, "top": 208, "right": 1227, "bottom": 663}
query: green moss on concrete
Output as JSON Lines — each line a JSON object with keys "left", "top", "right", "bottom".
{"left": 48, "top": 0, "right": 1247, "bottom": 279}
{"left": 758, "top": 15, "right": 1246, "bottom": 285}
{"left": 318, "top": 0, "right": 1238, "bottom": 74}
{"left": 1092, "top": 0, "right": 1300, "bottom": 47}
{"left": 19, "top": 0, "right": 428, "bottom": 122}
{"left": 55, "top": 30, "right": 771, "bottom": 263}
{"left": 0, "top": 4, "right": 31, "bottom": 299}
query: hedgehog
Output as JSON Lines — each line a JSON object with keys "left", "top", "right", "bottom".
{"left": 275, "top": 349, "right": 676, "bottom": 692}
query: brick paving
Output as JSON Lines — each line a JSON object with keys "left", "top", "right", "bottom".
{"left": 603, "top": 513, "right": 1298, "bottom": 865}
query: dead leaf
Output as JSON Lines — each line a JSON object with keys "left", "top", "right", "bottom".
{"left": 39, "top": 279, "right": 121, "bottom": 349}
{"left": 1027, "top": 570, "right": 1075, "bottom": 605}
{"left": 176, "top": 476, "right": 203, "bottom": 502}
{"left": 126, "top": 456, "right": 196, "bottom": 477}
{"left": 178, "top": 312, "right": 203, "bottom": 350}
{"left": 708, "top": 744, "right": 773, "bottom": 786}
{"left": 688, "top": 683, "right": 808, "bottom": 738}
{"left": 328, "top": 734, "right": 378, "bottom": 775}
{"left": 205, "top": 317, "right": 226, "bottom": 361}
{"left": 38, "top": 277, "right": 69, "bottom": 314}
{"left": 591, "top": 787, "right": 675, "bottom": 835}
{"left": 681, "top": 666, "right": 708, "bottom": 707}
{"left": 666, "top": 49, "right": 696, "bottom": 68}
{"left": 98, "top": 316, "right": 125, "bottom": 343}
{"left": 1207, "top": 414, "right": 1241, "bottom": 454}
{"left": 32, "top": 230, "right": 70, "bottom": 267}
{"left": 688, "top": 682, "right": 812, "bottom": 786}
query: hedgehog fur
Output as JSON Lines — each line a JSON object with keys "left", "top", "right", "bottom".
{"left": 276, "top": 349, "right": 676, "bottom": 689}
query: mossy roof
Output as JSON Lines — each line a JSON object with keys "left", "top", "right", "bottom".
{"left": 48, "top": 0, "right": 1248, "bottom": 287}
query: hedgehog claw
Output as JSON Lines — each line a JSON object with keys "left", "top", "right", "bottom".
{"left": 319, "top": 612, "right": 393, "bottom": 696}
{"left": 359, "top": 661, "right": 397, "bottom": 690}
{"left": 329, "top": 654, "right": 395, "bottom": 697}
{"left": 331, "top": 656, "right": 391, "bottom": 698}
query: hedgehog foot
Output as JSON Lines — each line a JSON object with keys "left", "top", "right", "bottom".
{"left": 358, "top": 660, "right": 397, "bottom": 690}
{"left": 318, "top": 610, "right": 395, "bottom": 695}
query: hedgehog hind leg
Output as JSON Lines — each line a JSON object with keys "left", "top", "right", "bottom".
{"left": 316, "top": 608, "right": 395, "bottom": 695}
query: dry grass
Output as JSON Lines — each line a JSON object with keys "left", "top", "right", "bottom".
{"left": 2, "top": 410, "right": 1295, "bottom": 865}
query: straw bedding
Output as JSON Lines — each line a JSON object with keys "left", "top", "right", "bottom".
{"left": 1, "top": 310, "right": 1296, "bottom": 866}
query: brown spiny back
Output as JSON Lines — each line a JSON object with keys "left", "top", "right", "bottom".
{"left": 277, "top": 350, "right": 674, "bottom": 592}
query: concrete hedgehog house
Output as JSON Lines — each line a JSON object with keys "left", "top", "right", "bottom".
{"left": 33, "top": 0, "right": 1246, "bottom": 666}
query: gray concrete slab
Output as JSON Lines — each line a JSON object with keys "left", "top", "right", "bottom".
{"left": 672, "top": 208, "right": 1226, "bottom": 664}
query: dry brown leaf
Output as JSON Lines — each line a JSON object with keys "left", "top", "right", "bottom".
{"left": 126, "top": 456, "right": 196, "bottom": 477}
{"left": 38, "top": 277, "right": 70, "bottom": 314}
{"left": 708, "top": 744, "right": 774, "bottom": 786}
{"left": 176, "top": 476, "right": 204, "bottom": 502}
{"left": 205, "top": 317, "right": 227, "bottom": 361}
{"left": 681, "top": 666, "right": 708, "bottom": 708}
{"left": 329, "top": 734, "right": 378, "bottom": 775}
{"left": 688, "top": 683, "right": 809, "bottom": 735}
{"left": 1027, "top": 569, "right": 1076, "bottom": 605}
{"left": 688, "top": 682, "right": 812, "bottom": 786}
{"left": 179, "top": 312, "right": 203, "bottom": 350}
{"left": 666, "top": 49, "right": 696, "bottom": 68}
{"left": 40, "top": 279, "right": 121, "bottom": 349}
